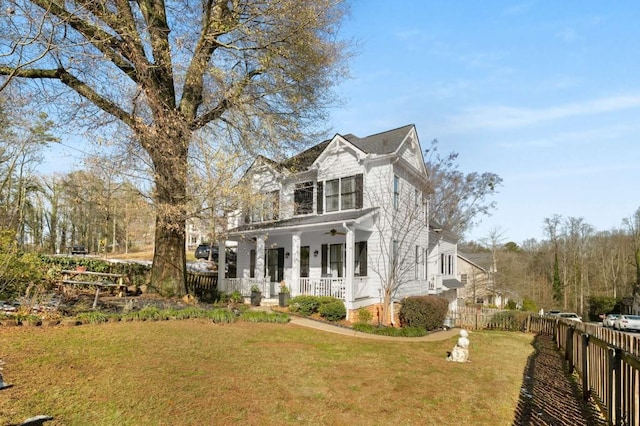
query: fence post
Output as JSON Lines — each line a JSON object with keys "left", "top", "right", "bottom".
{"left": 581, "top": 334, "right": 590, "bottom": 401}
{"left": 566, "top": 326, "right": 574, "bottom": 372}
{"left": 614, "top": 348, "right": 623, "bottom": 426}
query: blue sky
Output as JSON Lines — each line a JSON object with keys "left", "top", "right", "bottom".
{"left": 327, "top": 0, "right": 640, "bottom": 244}
{"left": 41, "top": 1, "right": 640, "bottom": 245}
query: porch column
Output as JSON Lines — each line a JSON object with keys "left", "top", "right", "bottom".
{"left": 291, "top": 233, "right": 301, "bottom": 297}
{"left": 217, "top": 241, "right": 226, "bottom": 292}
{"left": 345, "top": 227, "right": 354, "bottom": 304}
{"left": 255, "top": 236, "right": 267, "bottom": 297}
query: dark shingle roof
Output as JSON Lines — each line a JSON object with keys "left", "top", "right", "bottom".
{"left": 346, "top": 124, "right": 414, "bottom": 155}
{"left": 279, "top": 124, "right": 415, "bottom": 172}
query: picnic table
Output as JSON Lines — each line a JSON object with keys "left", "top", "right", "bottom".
{"left": 61, "top": 270, "right": 130, "bottom": 309}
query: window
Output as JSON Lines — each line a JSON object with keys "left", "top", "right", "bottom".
{"left": 341, "top": 176, "right": 356, "bottom": 210}
{"left": 415, "top": 189, "right": 420, "bottom": 207}
{"left": 415, "top": 245, "right": 421, "bottom": 279}
{"left": 321, "top": 242, "right": 367, "bottom": 277}
{"left": 294, "top": 182, "right": 314, "bottom": 215}
{"left": 393, "top": 175, "right": 400, "bottom": 209}
{"left": 325, "top": 179, "right": 340, "bottom": 212}
{"left": 461, "top": 274, "right": 467, "bottom": 285}
{"left": 355, "top": 242, "right": 367, "bottom": 277}
{"left": 392, "top": 239, "right": 399, "bottom": 267}
{"left": 322, "top": 174, "right": 363, "bottom": 213}
{"left": 321, "top": 243, "right": 344, "bottom": 277}
{"left": 440, "top": 253, "right": 454, "bottom": 275}
{"left": 250, "top": 191, "right": 279, "bottom": 222}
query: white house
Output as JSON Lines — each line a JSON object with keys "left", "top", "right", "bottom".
{"left": 218, "top": 125, "right": 450, "bottom": 322}
{"left": 428, "top": 224, "right": 464, "bottom": 312}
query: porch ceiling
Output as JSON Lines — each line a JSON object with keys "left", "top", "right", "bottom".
{"left": 227, "top": 207, "right": 378, "bottom": 238}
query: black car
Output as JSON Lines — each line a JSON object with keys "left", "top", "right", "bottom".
{"left": 195, "top": 244, "right": 218, "bottom": 260}
{"left": 70, "top": 245, "right": 88, "bottom": 255}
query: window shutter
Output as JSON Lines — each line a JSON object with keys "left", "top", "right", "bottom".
{"left": 355, "top": 174, "right": 363, "bottom": 209}
{"left": 317, "top": 181, "right": 323, "bottom": 214}
{"left": 273, "top": 190, "right": 280, "bottom": 220}
{"left": 321, "top": 244, "right": 328, "bottom": 276}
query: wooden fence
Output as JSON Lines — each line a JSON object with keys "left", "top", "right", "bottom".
{"left": 448, "top": 308, "right": 639, "bottom": 425}
{"left": 186, "top": 271, "right": 217, "bottom": 302}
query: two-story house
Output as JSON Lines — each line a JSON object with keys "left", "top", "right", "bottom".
{"left": 218, "top": 124, "right": 449, "bottom": 322}
{"left": 457, "top": 252, "right": 500, "bottom": 306}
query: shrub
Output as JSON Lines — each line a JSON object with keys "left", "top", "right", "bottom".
{"left": 240, "top": 311, "right": 290, "bottom": 324}
{"left": 288, "top": 295, "right": 343, "bottom": 317}
{"left": 0, "top": 229, "right": 46, "bottom": 299}
{"left": 398, "top": 296, "right": 448, "bottom": 330}
{"left": 288, "top": 295, "right": 322, "bottom": 316}
{"left": 356, "top": 307, "right": 373, "bottom": 324}
{"left": 521, "top": 296, "right": 537, "bottom": 312}
{"left": 588, "top": 296, "right": 618, "bottom": 321}
{"left": 76, "top": 311, "right": 109, "bottom": 324}
{"left": 505, "top": 300, "right": 518, "bottom": 310}
{"left": 229, "top": 290, "right": 243, "bottom": 304}
{"left": 318, "top": 300, "right": 346, "bottom": 322}
{"left": 207, "top": 308, "right": 238, "bottom": 324}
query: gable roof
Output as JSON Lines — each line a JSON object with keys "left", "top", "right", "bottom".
{"left": 458, "top": 252, "right": 494, "bottom": 271}
{"left": 279, "top": 124, "right": 416, "bottom": 173}
{"left": 344, "top": 124, "right": 415, "bottom": 155}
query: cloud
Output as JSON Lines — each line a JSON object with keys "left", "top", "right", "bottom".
{"left": 443, "top": 94, "right": 640, "bottom": 132}
{"left": 501, "top": 1, "right": 537, "bottom": 16}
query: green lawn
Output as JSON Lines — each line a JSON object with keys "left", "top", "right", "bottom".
{"left": 1, "top": 321, "right": 534, "bottom": 425}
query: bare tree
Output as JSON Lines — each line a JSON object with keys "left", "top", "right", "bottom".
{"left": 424, "top": 139, "right": 502, "bottom": 237}
{"left": 623, "top": 207, "right": 640, "bottom": 308}
{"left": 0, "top": 1, "right": 349, "bottom": 295}
{"left": 366, "top": 169, "right": 430, "bottom": 325}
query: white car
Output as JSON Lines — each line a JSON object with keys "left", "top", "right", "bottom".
{"left": 614, "top": 315, "right": 640, "bottom": 332}
{"left": 558, "top": 312, "right": 582, "bottom": 322}
{"left": 603, "top": 314, "right": 620, "bottom": 328}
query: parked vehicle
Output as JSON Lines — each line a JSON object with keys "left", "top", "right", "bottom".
{"left": 613, "top": 315, "right": 640, "bottom": 332}
{"left": 195, "top": 244, "right": 217, "bottom": 260}
{"left": 547, "top": 309, "right": 561, "bottom": 317}
{"left": 70, "top": 245, "right": 88, "bottom": 255}
{"left": 558, "top": 312, "right": 582, "bottom": 322}
{"left": 603, "top": 314, "right": 620, "bottom": 328}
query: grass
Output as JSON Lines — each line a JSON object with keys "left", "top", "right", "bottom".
{"left": 0, "top": 322, "right": 535, "bottom": 425}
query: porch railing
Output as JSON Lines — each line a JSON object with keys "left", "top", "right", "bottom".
{"left": 225, "top": 278, "right": 269, "bottom": 297}
{"left": 298, "top": 278, "right": 345, "bottom": 299}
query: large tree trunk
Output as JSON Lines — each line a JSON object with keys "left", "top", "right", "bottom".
{"left": 147, "top": 127, "right": 189, "bottom": 297}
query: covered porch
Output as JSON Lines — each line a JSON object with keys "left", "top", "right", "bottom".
{"left": 219, "top": 209, "right": 379, "bottom": 310}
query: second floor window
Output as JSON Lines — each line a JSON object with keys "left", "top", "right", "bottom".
{"left": 249, "top": 190, "right": 279, "bottom": 223}
{"left": 441, "top": 253, "right": 454, "bottom": 275}
{"left": 324, "top": 174, "right": 363, "bottom": 213}
{"left": 393, "top": 175, "right": 400, "bottom": 209}
{"left": 294, "top": 182, "right": 314, "bottom": 215}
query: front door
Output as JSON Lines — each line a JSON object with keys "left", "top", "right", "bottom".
{"left": 265, "top": 248, "right": 284, "bottom": 283}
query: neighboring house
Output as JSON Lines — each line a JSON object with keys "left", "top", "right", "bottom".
{"left": 457, "top": 252, "right": 503, "bottom": 307}
{"left": 219, "top": 124, "right": 448, "bottom": 322}
{"left": 427, "top": 224, "right": 464, "bottom": 312}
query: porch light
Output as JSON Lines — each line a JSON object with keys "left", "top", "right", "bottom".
{"left": 313, "top": 249, "right": 319, "bottom": 257}
{"left": 285, "top": 252, "right": 290, "bottom": 259}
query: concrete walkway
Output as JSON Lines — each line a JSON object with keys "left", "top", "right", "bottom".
{"left": 287, "top": 315, "right": 460, "bottom": 341}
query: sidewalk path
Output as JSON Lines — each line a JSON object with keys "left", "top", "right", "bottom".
{"left": 288, "top": 315, "right": 460, "bottom": 341}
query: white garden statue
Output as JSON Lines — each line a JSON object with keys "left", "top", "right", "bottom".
{"left": 447, "top": 329, "right": 470, "bottom": 362}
